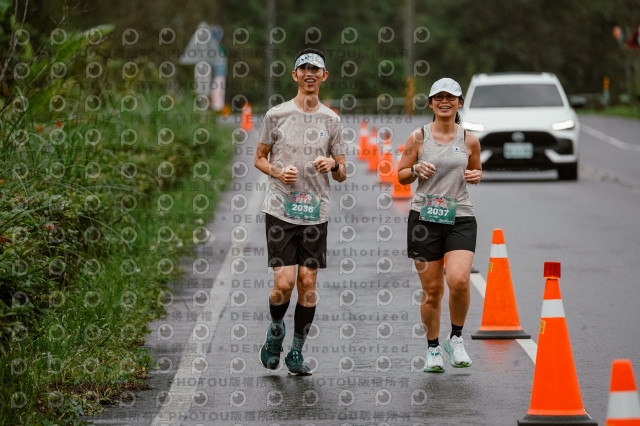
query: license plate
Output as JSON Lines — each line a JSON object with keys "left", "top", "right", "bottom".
{"left": 503, "top": 142, "right": 533, "bottom": 159}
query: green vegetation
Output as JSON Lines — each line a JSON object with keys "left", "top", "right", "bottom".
{"left": 579, "top": 105, "right": 640, "bottom": 120}
{"left": 59, "top": 0, "right": 639, "bottom": 113}
{"left": 0, "top": 4, "right": 232, "bottom": 424}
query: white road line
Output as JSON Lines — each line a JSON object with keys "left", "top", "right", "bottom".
{"left": 517, "top": 338, "right": 538, "bottom": 364}
{"left": 581, "top": 124, "right": 640, "bottom": 152}
{"left": 470, "top": 273, "right": 537, "bottom": 364}
{"left": 469, "top": 273, "right": 487, "bottom": 298}
{"left": 151, "top": 174, "right": 267, "bottom": 426}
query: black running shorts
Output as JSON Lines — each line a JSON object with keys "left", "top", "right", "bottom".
{"left": 265, "top": 213, "right": 327, "bottom": 268}
{"left": 407, "top": 210, "right": 477, "bottom": 262}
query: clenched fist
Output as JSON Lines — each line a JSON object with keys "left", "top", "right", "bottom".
{"left": 278, "top": 165, "right": 298, "bottom": 184}
{"left": 313, "top": 156, "right": 337, "bottom": 174}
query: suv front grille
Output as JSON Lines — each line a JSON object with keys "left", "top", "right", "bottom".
{"left": 481, "top": 131, "right": 558, "bottom": 148}
{"left": 480, "top": 131, "right": 575, "bottom": 171}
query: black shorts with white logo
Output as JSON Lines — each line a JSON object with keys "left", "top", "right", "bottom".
{"left": 265, "top": 213, "right": 327, "bottom": 269}
{"left": 407, "top": 210, "right": 477, "bottom": 262}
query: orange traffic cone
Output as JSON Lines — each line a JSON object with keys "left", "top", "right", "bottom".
{"left": 391, "top": 145, "right": 412, "bottom": 199}
{"left": 367, "top": 126, "right": 380, "bottom": 172}
{"left": 377, "top": 130, "right": 394, "bottom": 185}
{"left": 357, "top": 121, "right": 369, "bottom": 161}
{"left": 472, "top": 229, "right": 530, "bottom": 339}
{"left": 241, "top": 103, "right": 254, "bottom": 131}
{"left": 518, "top": 262, "right": 596, "bottom": 425}
{"left": 606, "top": 359, "right": 640, "bottom": 425}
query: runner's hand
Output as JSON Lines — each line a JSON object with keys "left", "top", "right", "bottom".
{"left": 278, "top": 165, "right": 298, "bottom": 184}
{"left": 464, "top": 169, "right": 482, "bottom": 184}
{"left": 313, "top": 156, "right": 336, "bottom": 174}
{"left": 415, "top": 161, "right": 436, "bottom": 179}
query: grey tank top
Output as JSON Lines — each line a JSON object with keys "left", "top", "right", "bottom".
{"left": 410, "top": 123, "right": 474, "bottom": 217}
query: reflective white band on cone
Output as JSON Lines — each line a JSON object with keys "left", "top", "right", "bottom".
{"left": 607, "top": 391, "right": 640, "bottom": 419}
{"left": 541, "top": 299, "right": 565, "bottom": 318}
{"left": 489, "top": 244, "right": 508, "bottom": 258}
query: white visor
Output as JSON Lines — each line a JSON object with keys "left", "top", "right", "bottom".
{"left": 294, "top": 53, "right": 326, "bottom": 71}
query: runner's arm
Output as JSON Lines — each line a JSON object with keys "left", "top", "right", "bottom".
{"left": 331, "top": 154, "right": 346, "bottom": 182}
{"left": 464, "top": 132, "right": 482, "bottom": 184}
{"left": 254, "top": 142, "right": 298, "bottom": 185}
{"left": 397, "top": 128, "right": 424, "bottom": 185}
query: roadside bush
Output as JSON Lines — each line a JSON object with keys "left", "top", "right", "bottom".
{"left": 0, "top": 7, "right": 232, "bottom": 424}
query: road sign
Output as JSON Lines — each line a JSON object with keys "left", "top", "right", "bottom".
{"left": 180, "top": 22, "right": 227, "bottom": 110}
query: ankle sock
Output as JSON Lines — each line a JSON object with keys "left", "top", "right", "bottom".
{"left": 450, "top": 323, "right": 463, "bottom": 339}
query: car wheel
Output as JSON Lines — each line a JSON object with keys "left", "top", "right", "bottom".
{"left": 557, "top": 163, "right": 578, "bottom": 181}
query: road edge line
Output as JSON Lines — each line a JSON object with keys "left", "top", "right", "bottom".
{"left": 581, "top": 124, "right": 640, "bottom": 152}
{"left": 470, "top": 273, "right": 537, "bottom": 364}
{"left": 150, "top": 174, "right": 267, "bottom": 426}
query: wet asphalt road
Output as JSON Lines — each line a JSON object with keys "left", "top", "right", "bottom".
{"left": 87, "top": 114, "right": 640, "bottom": 426}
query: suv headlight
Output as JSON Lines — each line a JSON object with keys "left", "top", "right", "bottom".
{"left": 462, "top": 121, "right": 485, "bottom": 132}
{"left": 551, "top": 119, "right": 575, "bottom": 131}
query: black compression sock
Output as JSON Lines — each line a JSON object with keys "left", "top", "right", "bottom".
{"left": 269, "top": 297, "right": 290, "bottom": 335}
{"left": 450, "top": 323, "right": 463, "bottom": 339}
{"left": 293, "top": 303, "right": 316, "bottom": 339}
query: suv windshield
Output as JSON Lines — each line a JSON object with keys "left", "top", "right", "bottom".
{"left": 469, "top": 84, "right": 564, "bottom": 108}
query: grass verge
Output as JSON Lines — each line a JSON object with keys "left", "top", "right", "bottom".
{"left": 0, "top": 85, "right": 233, "bottom": 424}
{"left": 578, "top": 104, "right": 640, "bottom": 120}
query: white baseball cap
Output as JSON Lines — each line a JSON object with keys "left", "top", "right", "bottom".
{"left": 429, "top": 78, "right": 463, "bottom": 97}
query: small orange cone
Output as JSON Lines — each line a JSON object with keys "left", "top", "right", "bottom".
{"left": 606, "top": 359, "right": 640, "bottom": 425}
{"left": 391, "top": 145, "right": 412, "bottom": 199}
{"left": 367, "top": 126, "right": 380, "bottom": 172}
{"left": 518, "top": 262, "right": 596, "bottom": 425}
{"left": 472, "top": 229, "right": 530, "bottom": 339}
{"left": 377, "top": 130, "right": 394, "bottom": 185}
{"left": 357, "top": 121, "right": 369, "bottom": 161}
{"left": 241, "top": 103, "right": 254, "bottom": 131}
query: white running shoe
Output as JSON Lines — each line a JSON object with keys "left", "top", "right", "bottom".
{"left": 444, "top": 335, "right": 472, "bottom": 367}
{"left": 423, "top": 345, "right": 445, "bottom": 373}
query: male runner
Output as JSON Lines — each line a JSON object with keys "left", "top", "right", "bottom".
{"left": 254, "top": 48, "right": 347, "bottom": 375}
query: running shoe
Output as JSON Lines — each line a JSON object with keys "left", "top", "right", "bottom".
{"left": 284, "top": 349, "right": 312, "bottom": 376}
{"left": 258, "top": 322, "right": 285, "bottom": 370}
{"left": 444, "top": 335, "right": 472, "bottom": 367}
{"left": 423, "top": 345, "right": 445, "bottom": 373}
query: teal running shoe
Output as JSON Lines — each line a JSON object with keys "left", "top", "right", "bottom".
{"left": 284, "top": 349, "right": 312, "bottom": 376}
{"left": 258, "top": 322, "right": 285, "bottom": 370}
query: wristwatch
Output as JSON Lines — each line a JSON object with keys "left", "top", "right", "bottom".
{"left": 411, "top": 164, "right": 419, "bottom": 177}
{"left": 331, "top": 161, "right": 340, "bottom": 172}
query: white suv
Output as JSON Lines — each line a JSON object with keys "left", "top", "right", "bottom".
{"left": 461, "top": 73, "right": 579, "bottom": 180}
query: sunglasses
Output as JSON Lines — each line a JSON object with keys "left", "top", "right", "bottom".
{"left": 432, "top": 94, "right": 459, "bottom": 101}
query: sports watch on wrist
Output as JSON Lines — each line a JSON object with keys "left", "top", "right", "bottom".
{"left": 411, "top": 164, "right": 419, "bottom": 177}
{"left": 331, "top": 161, "right": 340, "bottom": 172}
